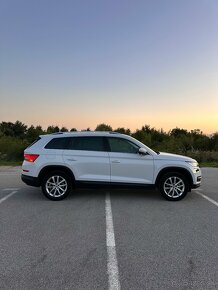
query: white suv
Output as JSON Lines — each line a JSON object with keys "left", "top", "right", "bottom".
{"left": 21, "top": 131, "right": 201, "bottom": 201}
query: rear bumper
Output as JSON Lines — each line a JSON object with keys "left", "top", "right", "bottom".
{"left": 21, "top": 174, "right": 40, "bottom": 187}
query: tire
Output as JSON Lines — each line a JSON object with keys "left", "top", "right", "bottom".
{"left": 158, "top": 172, "right": 189, "bottom": 201}
{"left": 41, "top": 171, "right": 72, "bottom": 201}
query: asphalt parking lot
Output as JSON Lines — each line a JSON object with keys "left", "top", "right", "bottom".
{"left": 0, "top": 167, "right": 218, "bottom": 290}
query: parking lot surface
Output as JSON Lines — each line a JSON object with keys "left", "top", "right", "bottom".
{"left": 0, "top": 167, "right": 218, "bottom": 290}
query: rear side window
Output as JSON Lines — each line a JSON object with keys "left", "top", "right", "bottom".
{"left": 68, "top": 137, "right": 106, "bottom": 152}
{"left": 45, "top": 137, "right": 69, "bottom": 149}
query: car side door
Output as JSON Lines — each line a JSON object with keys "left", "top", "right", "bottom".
{"left": 107, "top": 137, "right": 154, "bottom": 184}
{"left": 63, "top": 136, "right": 110, "bottom": 182}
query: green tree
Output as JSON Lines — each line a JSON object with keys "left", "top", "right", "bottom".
{"left": 0, "top": 121, "right": 27, "bottom": 138}
{"left": 132, "top": 129, "right": 151, "bottom": 147}
{"left": 170, "top": 128, "right": 188, "bottom": 137}
{"left": 26, "top": 125, "right": 44, "bottom": 142}
{"left": 60, "top": 127, "right": 68, "bottom": 132}
{"left": 95, "top": 123, "right": 112, "bottom": 131}
{"left": 0, "top": 122, "right": 14, "bottom": 136}
{"left": 114, "top": 127, "right": 131, "bottom": 135}
{"left": 13, "top": 121, "right": 27, "bottom": 138}
{"left": 211, "top": 133, "right": 218, "bottom": 151}
{"left": 46, "top": 126, "right": 60, "bottom": 134}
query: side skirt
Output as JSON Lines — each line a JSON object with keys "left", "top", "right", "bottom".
{"left": 75, "top": 180, "right": 155, "bottom": 190}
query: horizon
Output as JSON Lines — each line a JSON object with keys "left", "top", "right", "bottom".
{"left": 1, "top": 1, "right": 218, "bottom": 134}
{"left": 0, "top": 119, "right": 217, "bottom": 136}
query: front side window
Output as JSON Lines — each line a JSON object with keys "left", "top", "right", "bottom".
{"left": 107, "top": 137, "right": 139, "bottom": 154}
{"left": 68, "top": 137, "right": 106, "bottom": 152}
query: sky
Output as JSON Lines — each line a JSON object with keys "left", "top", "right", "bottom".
{"left": 0, "top": 0, "right": 218, "bottom": 134}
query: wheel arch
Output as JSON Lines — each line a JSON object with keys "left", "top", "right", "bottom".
{"left": 155, "top": 167, "right": 193, "bottom": 191}
{"left": 38, "top": 165, "right": 75, "bottom": 184}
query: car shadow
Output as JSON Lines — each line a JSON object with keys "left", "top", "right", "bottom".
{"left": 20, "top": 184, "right": 197, "bottom": 203}
{"left": 71, "top": 187, "right": 161, "bottom": 201}
{"left": 19, "top": 185, "right": 162, "bottom": 202}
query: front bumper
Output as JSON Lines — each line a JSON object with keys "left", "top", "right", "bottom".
{"left": 190, "top": 166, "right": 202, "bottom": 188}
{"left": 21, "top": 174, "right": 40, "bottom": 187}
{"left": 192, "top": 176, "right": 201, "bottom": 188}
{"left": 192, "top": 183, "right": 201, "bottom": 189}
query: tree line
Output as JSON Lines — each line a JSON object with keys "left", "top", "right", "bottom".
{"left": 0, "top": 121, "right": 217, "bottom": 163}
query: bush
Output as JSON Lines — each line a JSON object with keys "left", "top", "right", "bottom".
{"left": 0, "top": 136, "right": 27, "bottom": 161}
{"left": 186, "top": 151, "right": 218, "bottom": 163}
{"left": 0, "top": 120, "right": 217, "bottom": 164}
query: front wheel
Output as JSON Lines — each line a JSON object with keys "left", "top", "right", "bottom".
{"left": 41, "top": 171, "right": 72, "bottom": 200}
{"left": 158, "top": 172, "right": 189, "bottom": 201}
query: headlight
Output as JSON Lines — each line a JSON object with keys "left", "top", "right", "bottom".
{"left": 186, "top": 160, "right": 199, "bottom": 167}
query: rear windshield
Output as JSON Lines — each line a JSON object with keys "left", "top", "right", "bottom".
{"left": 45, "top": 137, "right": 69, "bottom": 149}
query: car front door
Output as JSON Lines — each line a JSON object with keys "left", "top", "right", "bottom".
{"left": 107, "top": 137, "right": 154, "bottom": 184}
{"left": 63, "top": 136, "right": 110, "bottom": 182}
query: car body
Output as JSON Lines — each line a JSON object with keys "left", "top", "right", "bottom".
{"left": 21, "top": 131, "right": 201, "bottom": 201}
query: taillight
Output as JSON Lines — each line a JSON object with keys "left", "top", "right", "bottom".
{"left": 24, "top": 154, "right": 39, "bottom": 162}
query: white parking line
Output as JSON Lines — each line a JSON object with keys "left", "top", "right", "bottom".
{"left": 0, "top": 190, "right": 18, "bottom": 204}
{"left": 3, "top": 188, "right": 20, "bottom": 191}
{"left": 105, "top": 193, "right": 121, "bottom": 290}
{"left": 195, "top": 190, "right": 218, "bottom": 207}
{"left": 0, "top": 173, "right": 19, "bottom": 176}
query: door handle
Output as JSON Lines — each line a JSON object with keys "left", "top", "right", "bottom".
{"left": 111, "top": 160, "right": 120, "bottom": 163}
{"left": 67, "top": 158, "right": 77, "bottom": 161}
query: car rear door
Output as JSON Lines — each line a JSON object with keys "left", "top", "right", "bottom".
{"left": 63, "top": 136, "right": 110, "bottom": 182}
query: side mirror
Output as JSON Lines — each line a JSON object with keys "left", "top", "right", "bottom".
{"left": 138, "top": 147, "right": 148, "bottom": 155}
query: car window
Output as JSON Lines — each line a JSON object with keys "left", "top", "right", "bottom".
{"left": 107, "top": 137, "right": 139, "bottom": 153}
{"left": 45, "top": 137, "right": 69, "bottom": 149}
{"left": 67, "top": 137, "right": 106, "bottom": 152}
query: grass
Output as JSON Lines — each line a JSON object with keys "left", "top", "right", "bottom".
{"left": 0, "top": 160, "right": 22, "bottom": 166}
{"left": 200, "top": 161, "right": 218, "bottom": 168}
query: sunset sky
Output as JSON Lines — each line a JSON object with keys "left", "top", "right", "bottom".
{"left": 0, "top": 0, "right": 218, "bottom": 133}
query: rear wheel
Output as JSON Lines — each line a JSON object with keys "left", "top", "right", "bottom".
{"left": 158, "top": 172, "right": 189, "bottom": 201}
{"left": 41, "top": 171, "right": 72, "bottom": 200}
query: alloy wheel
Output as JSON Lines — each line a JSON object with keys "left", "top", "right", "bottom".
{"left": 45, "top": 175, "right": 68, "bottom": 197}
{"left": 163, "top": 176, "right": 185, "bottom": 198}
